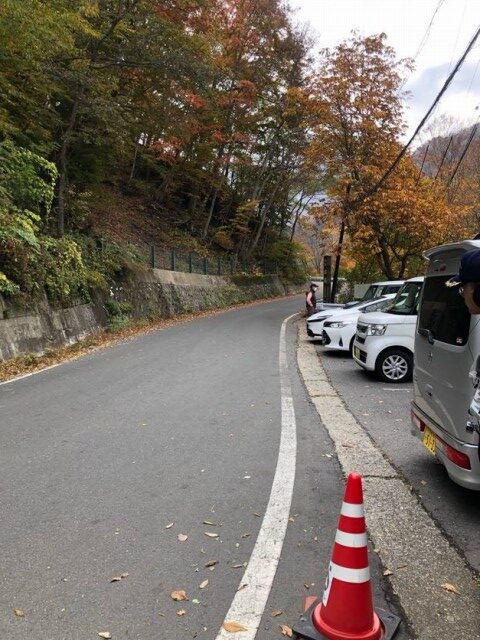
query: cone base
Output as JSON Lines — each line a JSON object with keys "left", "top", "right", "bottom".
{"left": 293, "top": 599, "right": 401, "bottom": 640}
{"left": 313, "top": 604, "right": 382, "bottom": 640}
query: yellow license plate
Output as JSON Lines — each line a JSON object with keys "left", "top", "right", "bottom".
{"left": 354, "top": 346, "right": 360, "bottom": 359}
{"left": 423, "top": 426, "right": 436, "bottom": 455}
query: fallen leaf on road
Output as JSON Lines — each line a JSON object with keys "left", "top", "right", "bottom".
{"left": 441, "top": 583, "right": 460, "bottom": 595}
{"left": 204, "top": 532, "right": 219, "bottom": 538}
{"left": 304, "top": 583, "right": 310, "bottom": 589}
{"left": 205, "top": 560, "right": 218, "bottom": 568}
{"left": 288, "top": 517, "right": 295, "bottom": 523}
{"left": 13, "top": 609, "right": 25, "bottom": 618}
{"left": 178, "top": 533, "right": 188, "bottom": 542}
{"left": 203, "top": 520, "right": 219, "bottom": 526}
{"left": 383, "top": 569, "right": 393, "bottom": 577}
{"left": 165, "top": 523, "right": 174, "bottom": 529}
{"left": 192, "top": 598, "right": 200, "bottom": 604}
{"left": 420, "top": 481, "right": 427, "bottom": 486}
{"left": 232, "top": 564, "right": 243, "bottom": 568}
{"left": 342, "top": 443, "right": 354, "bottom": 448}
{"left": 199, "top": 580, "right": 209, "bottom": 589}
{"left": 271, "top": 610, "right": 283, "bottom": 617}
{"left": 98, "top": 633, "right": 112, "bottom": 639}
{"left": 237, "top": 583, "right": 248, "bottom": 592}
{"left": 110, "top": 576, "right": 122, "bottom": 583}
{"left": 171, "top": 590, "right": 188, "bottom": 601}
{"left": 253, "top": 512, "right": 261, "bottom": 517}
{"left": 121, "top": 572, "right": 129, "bottom": 578}
{"left": 280, "top": 624, "right": 293, "bottom": 637}
{"left": 223, "top": 621, "right": 247, "bottom": 632}
{"left": 395, "top": 564, "right": 407, "bottom": 570}
{"left": 243, "top": 476, "right": 251, "bottom": 479}
{"left": 241, "top": 533, "right": 251, "bottom": 538}
{"left": 177, "top": 609, "right": 186, "bottom": 616}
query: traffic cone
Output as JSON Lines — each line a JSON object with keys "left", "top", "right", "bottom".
{"left": 292, "top": 472, "right": 400, "bottom": 640}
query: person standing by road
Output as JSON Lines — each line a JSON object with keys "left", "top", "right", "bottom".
{"left": 305, "top": 283, "right": 318, "bottom": 317}
{"left": 447, "top": 249, "right": 480, "bottom": 458}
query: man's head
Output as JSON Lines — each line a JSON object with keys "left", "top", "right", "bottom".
{"left": 447, "top": 249, "right": 480, "bottom": 314}
{"left": 310, "top": 283, "right": 318, "bottom": 291}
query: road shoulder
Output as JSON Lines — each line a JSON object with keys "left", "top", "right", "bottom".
{"left": 296, "top": 321, "right": 479, "bottom": 640}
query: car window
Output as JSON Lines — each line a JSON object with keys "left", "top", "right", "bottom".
{"left": 387, "top": 282, "right": 423, "bottom": 315}
{"left": 418, "top": 275, "right": 471, "bottom": 346}
{"left": 384, "top": 285, "right": 401, "bottom": 294}
{"left": 364, "top": 298, "right": 392, "bottom": 313}
{"left": 361, "top": 285, "right": 379, "bottom": 301}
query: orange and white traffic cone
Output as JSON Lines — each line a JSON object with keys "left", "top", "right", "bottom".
{"left": 293, "top": 472, "right": 401, "bottom": 640}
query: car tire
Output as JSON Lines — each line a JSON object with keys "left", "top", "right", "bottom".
{"left": 349, "top": 336, "right": 355, "bottom": 355}
{"left": 375, "top": 348, "right": 413, "bottom": 383}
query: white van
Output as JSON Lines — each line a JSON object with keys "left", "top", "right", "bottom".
{"left": 412, "top": 240, "right": 480, "bottom": 491}
{"left": 352, "top": 277, "right": 424, "bottom": 383}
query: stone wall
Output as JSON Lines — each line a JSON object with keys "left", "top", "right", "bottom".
{"left": 0, "top": 268, "right": 304, "bottom": 361}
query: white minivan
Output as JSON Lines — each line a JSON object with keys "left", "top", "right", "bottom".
{"left": 352, "top": 277, "right": 424, "bottom": 383}
{"left": 412, "top": 240, "right": 480, "bottom": 491}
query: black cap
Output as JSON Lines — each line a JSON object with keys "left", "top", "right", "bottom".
{"left": 446, "top": 249, "right": 480, "bottom": 287}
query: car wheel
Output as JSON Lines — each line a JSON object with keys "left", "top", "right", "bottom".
{"left": 349, "top": 336, "right": 355, "bottom": 355}
{"left": 375, "top": 348, "right": 412, "bottom": 383}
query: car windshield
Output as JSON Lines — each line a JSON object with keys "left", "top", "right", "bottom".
{"left": 342, "top": 301, "right": 363, "bottom": 309}
{"left": 387, "top": 282, "right": 423, "bottom": 315}
{"left": 361, "top": 285, "right": 379, "bottom": 302}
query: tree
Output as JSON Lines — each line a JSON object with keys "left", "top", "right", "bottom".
{"left": 306, "top": 33, "right": 412, "bottom": 297}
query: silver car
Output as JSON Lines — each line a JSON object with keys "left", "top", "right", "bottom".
{"left": 412, "top": 240, "right": 480, "bottom": 491}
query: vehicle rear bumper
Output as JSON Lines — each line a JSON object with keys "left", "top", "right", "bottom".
{"left": 411, "top": 402, "right": 480, "bottom": 491}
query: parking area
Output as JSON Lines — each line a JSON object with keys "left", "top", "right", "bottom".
{"left": 316, "top": 343, "right": 480, "bottom": 575}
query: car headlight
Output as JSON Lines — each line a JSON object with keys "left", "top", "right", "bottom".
{"left": 327, "top": 321, "right": 354, "bottom": 328}
{"left": 366, "top": 324, "right": 387, "bottom": 336}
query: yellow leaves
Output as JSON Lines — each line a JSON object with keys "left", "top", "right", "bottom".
{"left": 171, "top": 590, "right": 188, "bottom": 601}
{"left": 280, "top": 624, "right": 293, "bottom": 637}
{"left": 222, "top": 621, "right": 247, "bottom": 633}
{"left": 13, "top": 608, "right": 25, "bottom": 618}
{"left": 441, "top": 582, "right": 460, "bottom": 595}
{"left": 97, "top": 633, "right": 111, "bottom": 639}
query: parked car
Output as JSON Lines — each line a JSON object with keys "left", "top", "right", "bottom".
{"left": 322, "top": 295, "right": 396, "bottom": 354}
{"left": 352, "top": 277, "right": 424, "bottom": 383}
{"left": 316, "top": 279, "right": 404, "bottom": 311}
{"left": 307, "top": 295, "right": 394, "bottom": 339}
{"left": 411, "top": 240, "right": 480, "bottom": 491}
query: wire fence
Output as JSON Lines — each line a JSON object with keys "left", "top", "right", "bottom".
{"left": 148, "top": 247, "right": 279, "bottom": 276}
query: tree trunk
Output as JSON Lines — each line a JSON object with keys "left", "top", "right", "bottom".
{"left": 330, "top": 219, "right": 345, "bottom": 302}
{"left": 202, "top": 188, "right": 218, "bottom": 239}
{"left": 56, "top": 85, "right": 85, "bottom": 237}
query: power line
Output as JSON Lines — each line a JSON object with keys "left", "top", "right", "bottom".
{"left": 413, "top": 0, "right": 447, "bottom": 61}
{"left": 434, "top": 135, "right": 453, "bottom": 179}
{"left": 416, "top": 143, "right": 430, "bottom": 184}
{"left": 446, "top": 123, "right": 478, "bottom": 187}
{"left": 359, "top": 24, "right": 480, "bottom": 206}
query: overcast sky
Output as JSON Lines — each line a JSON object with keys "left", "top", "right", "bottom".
{"left": 289, "top": 0, "right": 480, "bottom": 142}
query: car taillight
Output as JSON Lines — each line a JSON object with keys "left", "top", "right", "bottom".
{"left": 411, "top": 410, "right": 425, "bottom": 432}
{"left": 437, "top": 439, "right": 471, "bottom": 470}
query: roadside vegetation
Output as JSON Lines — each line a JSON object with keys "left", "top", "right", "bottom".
{"left": 0, "top": 1, "right": 476, "bottom": 308}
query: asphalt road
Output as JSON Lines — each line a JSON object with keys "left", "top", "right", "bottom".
{"left": 319, "top": 345, "right": 480, "bottom": 574}
{"left": 0, "top": 297, "right": 404, "bottom": 640}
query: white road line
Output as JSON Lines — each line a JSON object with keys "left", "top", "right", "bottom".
{"left": 215, "top": 313, "right": 299, "bottom": 640}
{"left": 0, "top": 362, "right": 64, "bottom": 387}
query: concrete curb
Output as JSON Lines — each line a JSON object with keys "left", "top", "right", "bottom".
{"left": 296, "top": 321, "right": 480, "bottom": 640}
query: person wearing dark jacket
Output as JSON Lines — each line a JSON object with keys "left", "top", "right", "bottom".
{"left": 305, "top": 283, "right": 318, "bottom": 317}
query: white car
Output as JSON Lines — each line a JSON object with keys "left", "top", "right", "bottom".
{"left": 352, "top": 277, "right": 424, "bottom": 383}
{"left": 307, "top": 296, "right": 394, "bottom": 340}
{"left": 315, "top": 279, "right": 404, "bottom": 311}
{"left": 322, "top": 295, "right": 395, "bottom": 353}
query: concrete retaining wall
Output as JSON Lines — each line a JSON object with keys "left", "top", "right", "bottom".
{"left": 0, "top": 268, "right": 304, "bottom": 361}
